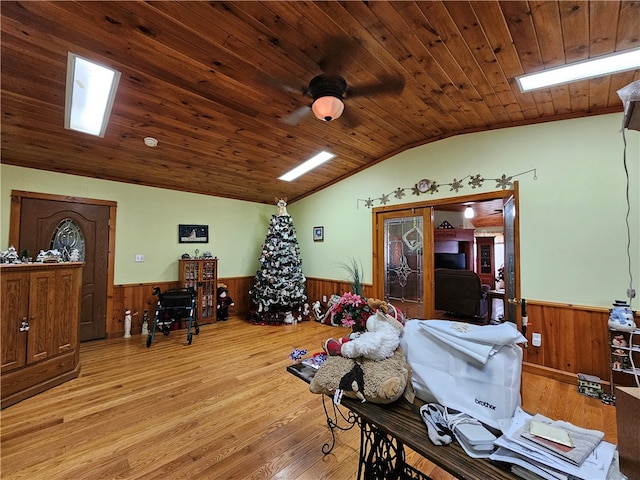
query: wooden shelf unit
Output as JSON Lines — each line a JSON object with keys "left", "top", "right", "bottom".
{"left": 476, "top": 237, "right": 495, "bottom": 288}
{"left": 179, "top": 258, "right": 218, "bottom": 324}
{"left": 609, "top": 328, "right": 640, "bottom": 395}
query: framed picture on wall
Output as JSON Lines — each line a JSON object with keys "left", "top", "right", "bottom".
{"left": 179, "top": 224, "right": 209, "bottom": 243}
{"left": 313, "top": 226, "right": 324, "bottom": 242}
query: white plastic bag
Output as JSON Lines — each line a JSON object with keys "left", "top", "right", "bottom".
{"left": 400, "top": 319, "right": 526, "bottom": 429}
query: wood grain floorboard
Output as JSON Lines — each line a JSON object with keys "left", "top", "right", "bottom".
{"left": 1, "top": 318, "right": 617, "bottom": 479}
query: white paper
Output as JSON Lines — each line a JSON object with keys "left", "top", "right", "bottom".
{"left": 492, "top": 407, "right": 615, "bottom": 480}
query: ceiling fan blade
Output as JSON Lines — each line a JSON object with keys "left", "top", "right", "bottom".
{"left": 255, "top": 71, "right": 309, "bottom": 96}
{"left": 340, "top": 107, "right": 360, "bottom": 129}
{"left": 318, "top": 36, "right": 352, "bottom": 75}
{"left": 346, "top": 75, "right": 406, "bottom": 98}
{"left": 282, "top": 105, "right": 312, "bottom": 125}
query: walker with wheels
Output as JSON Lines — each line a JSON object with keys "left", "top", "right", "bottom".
{"left": 147, "top": 286, "right": 199, "bottom": 347}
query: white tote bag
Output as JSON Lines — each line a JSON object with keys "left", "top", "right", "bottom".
{"left": 400, "top": 319, "right": 527, "bottom": 429}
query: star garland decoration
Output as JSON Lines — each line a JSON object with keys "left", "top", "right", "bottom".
{"left": 358, "top": 168, "right": 537, "bottom": 208}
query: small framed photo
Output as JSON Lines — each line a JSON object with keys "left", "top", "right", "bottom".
{"left": 179, "top": 224, "right": 209, "bottom": 243}
{"left": 313, "top": 226, "right": 324, "bottom": 242}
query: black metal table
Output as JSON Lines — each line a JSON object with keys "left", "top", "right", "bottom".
{"left": 287, "top": 362, "right": 517, "bottom": 480}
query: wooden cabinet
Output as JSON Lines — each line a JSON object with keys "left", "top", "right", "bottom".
{"left": 615, "top": 386, "right": 640, "bottom": 479}
{"left": 1, "top": 262, "right": 83, "bottom": 409}
{"left": 434, "top": 228, "right": 474, "bottom": 270}
{"left": 179, "top": 258, "right": 218, "bottom": 324}
{"left": 476, "top": 237, "right": 495, "bottom": 288}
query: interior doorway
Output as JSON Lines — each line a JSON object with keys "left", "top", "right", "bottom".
{"left": 372, "top": 186, "right": 520, "bottom": 327}
{"left": 9, "top": 191, "right": 116, "bottom": 341}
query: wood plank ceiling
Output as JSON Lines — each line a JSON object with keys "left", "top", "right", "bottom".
{"left": 2, "top": 1, "right": 639, "bottom": 210}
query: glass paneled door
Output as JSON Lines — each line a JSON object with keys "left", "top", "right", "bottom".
{"left": 383, "top": 215, "right": 425, "bottom": 319}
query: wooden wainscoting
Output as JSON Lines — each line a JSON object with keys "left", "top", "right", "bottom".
{"left": 110, "top": 277, "right": 372, "bottom": 338}
{"left": 110, "top": 281, "right": 179, "bottom": 338}
{"left": 304, "top": 277, "right": 373, "bottom": 304}
{"left": 111, "top": 278, "right": 254, "bottom": 338}
{"left": 522, "top": 301, "right": 610, "bottom": 382}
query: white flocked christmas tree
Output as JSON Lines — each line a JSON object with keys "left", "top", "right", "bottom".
{"left": 249, "top": 199, "right": 307, "bottom": 325}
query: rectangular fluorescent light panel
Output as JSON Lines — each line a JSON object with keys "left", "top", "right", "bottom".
{"left": 279, "top": 150, "right": 335, "bottom": 181}
{"left": 65, "top": 53, "right": 121, "bottom": 137}
{"left": 517, "top": 48, "right": 640, "bottom": 92}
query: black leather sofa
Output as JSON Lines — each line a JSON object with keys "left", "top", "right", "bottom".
{"left": 434, "top": 268, "right": 489, "bottom": 320}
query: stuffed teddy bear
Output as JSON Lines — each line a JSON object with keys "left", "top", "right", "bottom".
{"left": 324, "top": 299, "right": 404, "bottom": 361}
{"left": 340, "top": 309, "right": 404, "bottom": 361}
{"left": 216, "top": 283, "right": 235, "bottom": 321}
{"left": 309, "top": 348, "right": 410, "bottom": 404}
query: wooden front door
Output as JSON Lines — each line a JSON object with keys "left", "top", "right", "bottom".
{"left": 18, "top": 198, "right": 111, "bottom": 341}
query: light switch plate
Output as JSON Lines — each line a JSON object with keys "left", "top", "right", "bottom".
{"left": 532, "top": 333, "right": 542, "bottom": 347}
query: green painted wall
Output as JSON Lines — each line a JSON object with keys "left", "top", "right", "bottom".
{"left": 290, "top": 113, "right": 640, "bottom": 308}
{"left": 0, "top": 166, "right": 271, "bottom": 283}
{"left": 2, "top": 113, "right": 638, "bottom": 308}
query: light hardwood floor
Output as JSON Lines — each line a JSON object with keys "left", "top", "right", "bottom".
{"left": 1, "top": 318, "right": 617, "bottom": 479}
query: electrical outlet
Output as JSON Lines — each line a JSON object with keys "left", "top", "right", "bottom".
{"left": 322, "top": 295, "right": 327, "bottom": 303}
{"left": 135, "top": 254, "right": 144, "bottom": 262}
{"left": 532, "top": 333, "right": 542, "bottom": 347}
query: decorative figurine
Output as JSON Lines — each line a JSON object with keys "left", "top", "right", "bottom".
{"left": 217, "top": 283, "right": 235, "bottom": 321}
{"left": 608, "top": 301, "right": 636, "bottom": 332}
{"left": 275, "top": 197, "right": 288, "bottom": 216}
{"left": 302, "top": 303, "right": 311, "bottom": 322}
{"left": 141, "top": 309, "right": 149, "bottom": 335}
{"left": 124, "top": 309, "right": 132, "bottom": 338}
{"left": 284, "top": 311, "right": 296, "bottom": 324}
{"left": 612, "top": 335, "right": 628, "bottom": 348}
{"left": 312, "top": 300, "right": 323, "bottom": 321}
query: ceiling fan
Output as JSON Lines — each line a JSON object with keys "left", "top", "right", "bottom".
{"left": 283, "top": 72, "right": 405, "bottom": 126}
{"left": 281, "top": 37, "right": 406, "bottom": 126}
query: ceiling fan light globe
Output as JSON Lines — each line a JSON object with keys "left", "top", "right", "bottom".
{"left": 464, "top": 206, "right": 475, "bottom": 219}
{"left": 312, "top": 96, "right": 344, "bottom": 122}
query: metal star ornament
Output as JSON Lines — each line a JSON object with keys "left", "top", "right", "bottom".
{"left": 450, "top": 178, "right": 464, "bottom": 192}
{"left": 495, "top": 174, "right": 513, "bottom": 190}
{"left": 469, "top": 174, "right": 484, "bottom": 189}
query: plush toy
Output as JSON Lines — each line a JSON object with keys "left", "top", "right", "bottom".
{"left": 217, "top": 283, "right": 235, "bottom": 321}
{"left": 323, "top": 299, "right": 404, "bottom": 362}
{"left": 309, "top": 348, "right": 410, "bottom": 404}
{"left": 341, "top": 309, "right": 404, "bottom": 361}
{"left": 337, "top": 363, "right": 366, "bottom": 403}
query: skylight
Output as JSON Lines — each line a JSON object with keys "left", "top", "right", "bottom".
{"left": 64, "top": 53, "right": 121, "bottom": 137}
{"left": 516, "top": 48, "right": 640, "bottom": 92}
{"left": 279, "top": 151, "right": 336, "bottom": 181}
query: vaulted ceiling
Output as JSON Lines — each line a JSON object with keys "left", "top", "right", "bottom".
{"left": 2, "top": 1, "right": 639, "bottom": 214}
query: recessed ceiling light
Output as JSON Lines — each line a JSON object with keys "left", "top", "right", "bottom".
{"left": 516, "top": 48, "right": 640, "bottom": 92}
{"left": 144, "top": 137, "right": 158, "bottom": 147}
{"left": 64, "top": 53, "right": 121, "bottom": 137}
{"left": 279, "top": 151, "right": 335, "bottom": 182}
